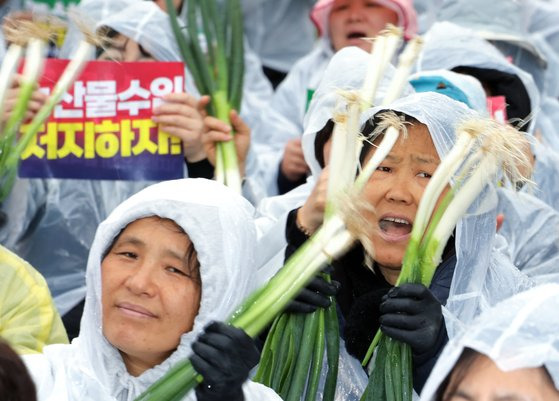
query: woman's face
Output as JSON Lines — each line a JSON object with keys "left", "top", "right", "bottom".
{"left": 328, "top": 0, "right": 399, "bottom": 52}
{"left": 101, "top": 216, "right": 201, "bottom": 376}
{"left": 361, "top": 123, "right": 446, "bottom": 283}
{"left": 443, "top": 354, "right": 559, "bottom": 401}
{"left": 97, "top": 33, "right": 155, "bottom": 62}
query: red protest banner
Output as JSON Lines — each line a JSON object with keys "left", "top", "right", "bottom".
{"left": 19, "top": 60, "right": 186, "bottom": 181}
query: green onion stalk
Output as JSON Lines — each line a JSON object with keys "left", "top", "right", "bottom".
{"left": 359, "top": 119, "right": 532, "bottom": 401}
{"left": 166, "top": 0, "right": 244, "bottom": 193}
{"left": 0, "top": 37, "right": 95, "bottom": 203}
{"left": 0, "top": 37, "right": 45, "bottom": 202}
{"left": 381, "top": 37, "right": 423, "bottom": 106}
{"left": 0, "top": 44, "right": 24, "bottom": 132}
{"left": 359, "top": 25, "right": 402, "bottom": 111}
{"left": 254, "top": 94, "right": 362, "bottom": 401}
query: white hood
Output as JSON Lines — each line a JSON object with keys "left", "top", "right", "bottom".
{"left": 420, "top": 283, "right": 559, "bottom": 400}
{"left": 417, "top": 21, "right": 541, "bottom": 135}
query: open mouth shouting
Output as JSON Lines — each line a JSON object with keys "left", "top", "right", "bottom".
{"left": 378, "top": 214, "right": 413, "bottom": 243}
{"left": 346, "top": 30, "right": 368, "bottom": 44}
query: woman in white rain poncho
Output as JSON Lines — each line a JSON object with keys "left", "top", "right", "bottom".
{"left": 416, "top": 21, "right": 559, "bottom": 212}
{"left": 22, "top": 178, "right": 281, "bottom": 401}
{"left": 251, "top": 0, "right": 417, "bottom": 196}
{"left": 420, "top": 283, "right": 559, "bottom": 400}
{"left": 284, "top": 92, "right": 534, "bottom": 395}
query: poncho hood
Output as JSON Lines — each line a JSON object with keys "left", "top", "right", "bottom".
{"left": 437, "top": 0, "right": 547, "bottom": 68}
{"left": 96, "top": 1, "right": 181, "bottom": 63}
{"left": 420, "top": 283, "right": 559, "bottom": 400}
{"left": 417, "top": 21, "right": 541, "bottom": 135}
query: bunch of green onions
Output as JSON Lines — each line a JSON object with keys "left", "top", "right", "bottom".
{"left": 359, "top": 118, "right": 532, "bottom": 401}
{"left": 166, "top": 0, "right": 244, "bottom": 192}
{"left": 252, "top": 95, "right": 363, "bottom": 401}
{"left": 0, "top": 22, "right": 95, "bottom": 202}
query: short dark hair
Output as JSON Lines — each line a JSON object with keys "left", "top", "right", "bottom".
{"left": 359, "top": 112, "right": 422, "bottom": 165}
{"left": 0, "top": 341, "right": 37, "bottom": 401}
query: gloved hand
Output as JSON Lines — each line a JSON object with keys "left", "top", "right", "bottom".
{"left": 379, "top": 283, "right": 444, "bottom": 361}
{"left": 191, "top": 322, "right": 260, "bottom": 401}
{"left": 344, "top": 288, "right": 389, "bottom": 360}
{"left": 284, "top": 275, "right": 340, "bottom": 314}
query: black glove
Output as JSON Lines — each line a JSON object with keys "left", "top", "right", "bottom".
{"left": 191, "top": 322, "right": 260, "bottom": 401}
{"left": 284, "top": 275, "right": 340, "bottom": 314}
{"left": 379, "top": 283, "right": 444, "bottom": 362}
{"left": 343, "top": 288, "right": 389, "bottom": 360}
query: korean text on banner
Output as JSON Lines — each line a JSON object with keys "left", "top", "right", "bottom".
{"left": 19, "top": 60, "right": 186, "bottom": 181}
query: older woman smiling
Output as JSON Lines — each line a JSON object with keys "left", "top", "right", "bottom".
{"left": 22, "top": 179, "right": 281, "bottom": 401}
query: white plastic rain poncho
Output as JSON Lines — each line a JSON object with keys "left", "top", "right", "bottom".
{"left": 254, "top": 45, "right": 410, "bottom": 285}
{"left": 412, "top": 0, "right": 443, "bottom": 34}
{"left": 436, "top": 0, "right": 559, "bottom": 153}
{"left": 529, "top": 1, "right": 559, "bottom": 152}
{"left": 420, "top": 283, "right": 559, "bottom": 400}
{"left": 251, "top": 0, "right": 417, "bottom": 196}
{"left": 359, "top": 92, "right": 534, "bottom": 340}
{"left": 416, "top": 21, "right": 559, "bottom": 212}
{"left": 22, "top": 178, "right": 281, "bottom": 401}
{"left": 496, "top": 189, "right": 559, "bottom": 284}
{"left": 241, "top": 0, "right": 317, "bottom": 74}
{"left": 436, "top": 0, "right": 548, "bottom": 76}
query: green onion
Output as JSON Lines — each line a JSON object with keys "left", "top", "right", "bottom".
{"left": 359, "top": 26, "right": 402, "bottom": 111}
{"left": 6, "top": 39, "right": 94, "bottom": 170}
{"left": 381, "top": 37, "right": 423, "bottom": 106}
{"left": 0, "top": 37, "right": 45, "bottom": 202}
{"left": 166, "top": 0, "right": 244, "bottom": 192}
{"left": 0, "top": 44, "right": 24, "bottom": 132}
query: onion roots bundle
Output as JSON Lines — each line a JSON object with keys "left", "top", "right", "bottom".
{"left": 359, "top": 118, "right": 532, "bottom": 401}
{"left": 166, "top": 0, "right": 244, "bottom": 192}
